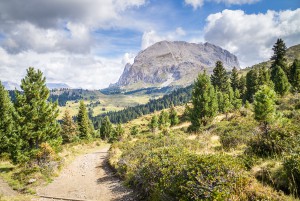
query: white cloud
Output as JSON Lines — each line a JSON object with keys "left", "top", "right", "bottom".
{"left": 122, "top": 53, "right": 136, "bottom": 65}
{"left": 141, "top": 28, "right": 188, "bottom": 49}
{"left": 0, "top": 48, "right": 125, "bottom": 89}
{"left": 185, "top": 0, "right": 259, "bottom": 9}
{"left": 204, "top": 9, "right": 300, "bottom": 67}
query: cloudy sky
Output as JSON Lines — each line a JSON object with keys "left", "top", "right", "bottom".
{"left": 0, "top": 0, "right": 299, "bottom": 89}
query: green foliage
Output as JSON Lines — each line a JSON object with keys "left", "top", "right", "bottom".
{"left": 158, "top": 110, "right": 170, "bottom": 129}
{"left": 0, "top": 81, "right": 16, "bottom": 156}
{"left": 211, "top": 61, "right": 229, "bottom": 92}
{"left": 189, "top": 72, "right": 218, "bottom": 131}
{"left": 273, "top": 65, "right": 291, "bottom": 96}
{"left": 290, "top": 59, "right": 300, "bottom": 92}
{"left": 169, "top": 106, "right": 179, "bottom": 126}
{"left": 100, "top": 116, "right": 112, "bottom": 140}
{"left": 14, "top": 67, "right": 60, "bottom": 163}
{"left": 61, "top": 109, "right": 78, "bottom": 143}
{"left": 283, "top": 154, "right": 300, "bottom": 197}
{"left": 130, "top": 125, "right": 139, "bottom": 136}
{"left": 271, "top": 38, "right": 289, "bottom": 78}
{"left": 246, "top": 68, "right": 260, "bottom": 102}
{"left": 230, "top": 66, "right": 239, "bottom": 91}
{"left": 148, "top": 114, "right": 158, "bottom": 133}
{"left": 77, "top": 100, "right": 93, "bottom": 139}
{"left": 254, "top": 85, "right": 277, "bottom": 130}
{"left": 238, "top": 75, "right": 247, "bottom": 102}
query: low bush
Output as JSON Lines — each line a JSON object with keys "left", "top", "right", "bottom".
{"left": 283, "top": 154, "right": 300, "bottom": 197}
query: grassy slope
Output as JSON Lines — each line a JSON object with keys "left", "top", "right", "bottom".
{"left": 109, "top": 93, "right": 300, "bottom": 200}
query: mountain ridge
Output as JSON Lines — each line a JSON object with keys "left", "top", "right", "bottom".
{"left": 111, "top": 41, "right": 240, "bottom": 91}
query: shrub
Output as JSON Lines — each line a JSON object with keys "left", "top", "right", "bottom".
{"left": 283, "top": 154, "right": 300, "bottom": 197}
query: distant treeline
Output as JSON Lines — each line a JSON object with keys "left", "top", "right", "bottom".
{"left": 93, "top": 85, "right": 193, "bottom": 126}
{"left": 8, "top": 89, "right": 83, "bottom": 106}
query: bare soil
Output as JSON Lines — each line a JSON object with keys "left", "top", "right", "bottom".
{"left": 36, "top": 146, "right": 136, "bottom": 201}
{"left": 0, "top": 178, "right": 17, "bottom": 196}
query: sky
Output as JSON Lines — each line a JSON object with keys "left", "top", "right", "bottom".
{"left": 0, "top": 0, "right": 299, "bottom": 89}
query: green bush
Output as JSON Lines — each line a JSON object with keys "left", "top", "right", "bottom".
{"left": 283, "top": 154, "right": 300, "bottom": 197}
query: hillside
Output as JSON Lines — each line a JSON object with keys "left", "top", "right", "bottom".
{"left": 111, "top": 41, "right": 239, "bottom": 91}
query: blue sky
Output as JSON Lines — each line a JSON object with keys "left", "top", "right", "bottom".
{"left": 0, "top": 0, "right": 299, "bottom": 89}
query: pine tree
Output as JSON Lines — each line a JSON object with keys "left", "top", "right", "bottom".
{"left": 211, "top": 61, "right": 229, "bottom": 92}
{"left": 217, "top": 90, "right": 224, "bottom": 113}
{"left": 290, "top": 59, "right": 300, "bottom": 92}
{"left": 233, "top": 89, "right": 242, "bottom": 110}
{"left": 130, "top": 125, "right": 139, "bottom": 135}
{"left": 114, "top": 124, "right": 125, "bottom": 139}
{"left": 61, "top": 110, "right": 77, "bottom": 143}
{"left": 158, "top": 110, "right": 170, "bottom": 129}
{"left": 273, "top": 65, "right": 290, "bottom": 96}
{"left": 258, "top": 66, "right": 273, "bottom": 87}
{"left": 223, "top": 93, "right": 233, "bottom": 119}
{"left": 189, "top": 72, "right": 218, "bottom": 132}
{"left": 254, "top": 85, "right": 276, "bottom": 135}
{"left": 238, "top": 75, "right": 247, "bottom": 102}
{"left": 230, "top": 67, "right": 239, "bottom": 91}
{"left": 148, "top": 114, "right": 158, "bottom": 133}
{"left": 246, "top": 68, "right": 260, "bottom": 102}
{"left": 0, "top": 81, "right": 16, "bottom": 155}
{"left": 169, "top": 106, "right": 179, "bottom": 126}
{"left": 15, "top": 67, "right": 60, "bottom": 157}
{"left": 270, "top": 38, "right": 289, "bottom": 80}
{"left": 100, "top": 116, "right": 112, "bottom": 140}
{"left": 77, "top": 100, "right": 92, "bottom": 139}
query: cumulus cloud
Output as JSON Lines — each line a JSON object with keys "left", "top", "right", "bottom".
{"left": 141, "top": 27, "right": 188, "bottom": 49}
{"left": 185, "top": 0, "right": 259, "bottom": 9}
{"left": 0, "top": 47, "right": 125, "bottom": 89}
{"left": 204, "top": 9, "right": 300, "bottom": 67}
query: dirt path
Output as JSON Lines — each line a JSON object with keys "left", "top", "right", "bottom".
{"left": 36, "top": 146, "right": 136, "bottom": 201}
{"left": 0, "top": 178, "right": 17, "bottom": 196}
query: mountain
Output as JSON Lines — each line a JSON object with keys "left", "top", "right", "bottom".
{"left": 46, "top": 83, "right": 70, "bottom": 90}
{"left": 111, "top": 41, "right": 240, "bottom": 91}
{"left": 2, "top": 81, "right": 21, "bottom": 90}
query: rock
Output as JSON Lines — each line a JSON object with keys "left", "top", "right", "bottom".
{"left": 111, "top": 41, "right": 240, "bottom": 91}
{"left": 28, "top": 178, "right": 36, "bottom": 184}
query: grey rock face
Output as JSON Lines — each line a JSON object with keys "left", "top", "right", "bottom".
{"left": 113, "top": 41, "right": 240, "bottom": 90}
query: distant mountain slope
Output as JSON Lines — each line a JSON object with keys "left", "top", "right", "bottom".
{"left": 47, "top": 83, "right": 70, "bottom": 90}
{"left": 111, "top": 41, "right": 240, "bottom": 91}
{"left": 2, "top": 81, "right": 21, "bottom": 90}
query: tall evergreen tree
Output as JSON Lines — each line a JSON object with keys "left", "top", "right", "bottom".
{"left": 158, "top": 110, "right": 170, "bottom": 129}
{"left": 270, "top": 38, "right": 289, "bottom": 80}
{"left": 169, "top": 106, "right": 179, "bottom": 126}
{"left": 230, "top": 67, "right": 239, "bottom": 91}
{"left": 189, "top": 72, "right": 218, "bottom": 132}
{"left": 100, "top": 116, "right": 112, "bottom": 140}
{"left": 290, "top": 59, "right": 300, "bottom": 92}
{"left": 258, "top": 66, "right": 273, "bottom": 87}
{"left": 254, "top": 85, "right": 276, "bottom": 135}
{"left": 246, "top": 68, "right": 260, "bottom": 102}
{"left": 61, "top": 110, "right": 77, "bottom": 143}
{"left": 148, "top": 114, "right": 159, "bottom": 133}
{"left": 273, "top": 65, "right": 290, "bottom": 96}
{"left": 211, "top": 61, "right": 229, "bottom": 92}
{"left": 77, "top": 100, "right": 92, "bottom": 139}
{"left": 223, "top": 93, "right": 233, "bottom": 119}
{"left": 238, "top": 75, "right": 247, "bottom": 102}
{"left": 15, "top": 67, "right": 60, "bottom": 156}
{"left": 0, "top": 81, "right": 16, "bottom": 155}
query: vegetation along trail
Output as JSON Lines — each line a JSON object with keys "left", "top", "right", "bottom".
{"left": 36, "top": 146, "right": 135, "bottom": 201}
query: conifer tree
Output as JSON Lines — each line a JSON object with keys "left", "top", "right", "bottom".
{"left": 115, "top": 123, "right": 125, "bottom": 139}
{"left": 223, "top": 94, "right": 233, "bottom": 119}
{"left": 61, "top": 110, "right": 77, "bottom": 143}
{"left": 273, "top": 65, "right": 290, "bottom": 96}
{"left": 15, "top": 67, "right": 60, "bottom": 157}
{"left": 189, "top": 72, "right": 218, "bottom": 131}
{"left": 211, "top": 61, "right": 229, "bottom": 92}
{"left": 148, "top": 114, "right": 158, "bottom": 133}
{"left": 77, "top": 100, "right": 92, "bottom": 139}
{"left": 270, "top": 38, "right": 289, "bottom": 80}
{"left": 158, "top": 110, "right": 170, "bottom": 129}
{"left": 258, "top": 66, "right": 273, "bottom": 87}
{"left": 100, "top": 116, "right": 112, "bottom": 140}
{"left": 232, "top": 89, "right": 242, "bottom": 110}
{"left": 217, "top": 91, "right": 224, "bottom": 113}
{"left": 230, "top": 67, "right": 239, "bottom": 91}
{"left": 254, "top": 85, "right": 276, "bottom": 135}
{"left": 238, "top": 75, "right": 247, "bottom": 101}
{"left": 246, "top": 68, "right": 260, "bottom": 102}
{"left": 290, "top": 59, "right": 300, "bottom": 92}
{"left": 169, "top": 106, "right": 179, "bottom": 126}
{"left": 0, "top": 81, "right": 16, "bottom": 155}
{"left": 130, "top": 125, "right": 139, "bottom": 135}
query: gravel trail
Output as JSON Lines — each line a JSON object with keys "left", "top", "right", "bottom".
{"left": 36, "top": 146, "right": 135, "bottom": 201}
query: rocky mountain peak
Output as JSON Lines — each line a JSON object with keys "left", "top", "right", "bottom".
{"left": 112, "top": 41, "right": 240, "bottom": 91}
